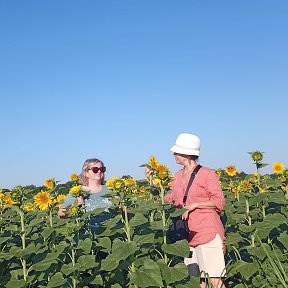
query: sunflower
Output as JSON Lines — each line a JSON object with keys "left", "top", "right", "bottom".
{"left": 248, "top": 176, "right": 257, "bottom": 183}
{"left": 54, "top": 194, "right": 67, "bottom": 207}
{"left": 44, "top": 178, "right": 55, "bottom": 190}
{"left": 56, "top": 194, "right": 67, "bottom": 203}
{"left": 114, "top": 179, "right": 125, "bottom": 190}
{"left": 70, "top": 173, "right": 79, "bottom": 182}
{"left": 250, "top": 151, "right": 264, "bottom": 163}
{"left": 124, "top": 178, "right": 137, "bottom": 186}
{"left": 34, "top": 191, "right": 53, "bottom": 211}
{"left": 148, "top": 155, "right": 160, "bottom": 170}
{"left": 106, "top": 176, "right": 117, "bottom": 190}
{"left": 157, "top": 164, "right": 169, "bottom": 180}
{"left": 272, "top": 162, "right": 285, "bottom": 174}
{"left": 225, "top": 165, "right": 237, "bottom": 177}
{"left": 139, "top": 186, "right": 146, "bottom": 193}
{"left": 24, "top": 203, "right": 34, "bottom": 212}
{"left": 69, "top": 206, "right": 78, "bottom": 216}
{"left": 69, "top": 185, "right": 82, "bottom": 197}
{"left": 240, "top": 180, "right": 251, "bottom": 192}
{"left": 4, "top": 194, "right": 16, "bottom": 207}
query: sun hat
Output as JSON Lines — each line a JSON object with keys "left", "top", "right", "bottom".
{"left": 170, "top": 133, "right": 201, "bottom": 156}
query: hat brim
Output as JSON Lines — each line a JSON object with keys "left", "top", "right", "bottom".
{"left": 170, "top": 145, "right": 200, "bottom": 156}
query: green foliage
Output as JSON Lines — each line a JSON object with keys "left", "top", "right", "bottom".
{"left": 1, "top": 158, "right": 287, "bottom": 287}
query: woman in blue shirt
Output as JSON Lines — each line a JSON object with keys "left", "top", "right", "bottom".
{"left": 58, "top": 158, "right": 112, "bottom": 234}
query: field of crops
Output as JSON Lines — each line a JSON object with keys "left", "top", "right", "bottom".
{"left": 0, "top": 152, "right": 287, "bottom": 288}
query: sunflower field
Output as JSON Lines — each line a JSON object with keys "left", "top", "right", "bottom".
{"left": 0, "top": 152, "right": 287, "bottom": 288}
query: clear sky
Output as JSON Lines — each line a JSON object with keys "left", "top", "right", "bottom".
{"left": 1, "top": 1, "right": 287, "bottom": 189}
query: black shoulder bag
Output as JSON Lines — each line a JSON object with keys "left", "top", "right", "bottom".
{"left": 167, "top": 165, "right": 202, "bottom": 243}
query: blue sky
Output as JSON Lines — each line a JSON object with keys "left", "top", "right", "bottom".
{"left": 1, "top": 1, "right": 287, "bottom": 189}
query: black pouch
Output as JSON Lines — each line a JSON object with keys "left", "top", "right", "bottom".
{"left": 167, "top": 165, "right": 202, "bottom": 243}
{"left": 167, "top": 216, "right": 189, "bottom": 243}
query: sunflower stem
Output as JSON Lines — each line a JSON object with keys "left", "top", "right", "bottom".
{"left": 71, "top": 247, "right": 77, "bottom": 288}
{"left": 123, "top": 205, "right": 137, "bottom": 287}
{"left": 20, "top": 210, "right": 27, "bottom": 282}
{"left": 159, "top": 183, "right": 168, "bottom": 264}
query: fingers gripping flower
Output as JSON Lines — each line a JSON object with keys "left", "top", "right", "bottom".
{"left": 145, "top": 155, "right": 172, "bottom": 186}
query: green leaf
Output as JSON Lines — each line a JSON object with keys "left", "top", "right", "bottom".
{"left": 33, "top": 253, "right": 58, "bottom": 271}
{"left": 89, "top": 274, "right": 104, "bottom": 285}
{"left": 134, "top": 233, "right": 155, "bottom": 245}
{"left": 77, "top": 255, "right": 96, "bottom": 270}
{"left": 235, "top": 260, "right": 260, "bottom": 278}
{"left": 265, "top": 213, "right": 286, "bottom": 225}
{"left": 97, "top": 236, "right": 112, "bottom": 252}
{"left": 54, "top": 242, "right": 69, "bottom": 255}
{"left": 61, "top": 263, "right": 75, "bottom": 276}
{"left": 252, "top": 275, "right": 267, "bottom": 287}
{"left": 9, "top": 246, "right": 26, "bottom": 258}
{"left": 42, "top": 227, "right": 54, "bottom": 239}
{"left": 225, "top": 232, "right": 243, "bottom": 247}
{"left": 247, "top": 246, "right": 267, "bottom": 261}
{"left": 0, "top": 251, "right": 13, "bottom": 260}
{"left": 130, "top": 259, "right": 163, "bottom": 287}
{"left": 0, "top": 236, "right": 11, "bottom": 245}
{"left": 4, "top": 279, "right": 26, "bottom": 288}
{"left": 100, "top": 254, "right": 119, "bottom": 271}
{"left": 129, "top": 213, "right": 148, "bottom": 227}
{"left": 278, "top": 233, "right": 288, "bottom": 250}
{"left": 174, "top": 276, "right": 200, "bottom": 287}
{"left": 150, "top": 220, "right": 165, "bottom": 231}
{"left": 238, "top": 223, "right": 257, "bottom": 233}
{"left": 159, "top": 262, "right": 189, "bottom": 284}
{"left": 78, "top": 238, "right": 92, "bottom": 254}
{"left": 46, "top": 272, "right": 66, "bottom": 288}
{"left": 162, "top": 240, "right": 190, "bottom": 257}
{"left": 111, "top": 239, "right": 138, "bottom": 260}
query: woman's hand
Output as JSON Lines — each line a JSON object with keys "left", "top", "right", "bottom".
{"left": 144, "top": 168, "right": 152, "bottom": 179}
{"left": 182, "top": 203, "right": 198, "bottom": 220}
{"left": 58, "top": 207, "right": 67, "bottom": 218}
{"left": 77, "top": 196, "right": 84, "bottom": 206}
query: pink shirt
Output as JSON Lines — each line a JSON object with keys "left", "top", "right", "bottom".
{"left": 165, "top": 166, "right": 225, "bottom": 248}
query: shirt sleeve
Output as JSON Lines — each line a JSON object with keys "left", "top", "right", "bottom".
{"left": 206, "top": 171, "right": 225, "bottom": 212}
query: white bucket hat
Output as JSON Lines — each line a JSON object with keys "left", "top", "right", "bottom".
{"left": 170, "top": 133, "right": 201, "bottom": 156}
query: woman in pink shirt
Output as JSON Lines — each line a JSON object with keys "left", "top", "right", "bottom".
{"left": 147, "top": 133, "right": 226, "bottom": 288}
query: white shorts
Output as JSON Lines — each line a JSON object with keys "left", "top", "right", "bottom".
{"left": 184, "top": 234, "right": 226, "bottom": 278}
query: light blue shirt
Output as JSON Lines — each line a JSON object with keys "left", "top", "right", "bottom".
{"left": 62, "top": 185, "right": 112, "bottom": 237}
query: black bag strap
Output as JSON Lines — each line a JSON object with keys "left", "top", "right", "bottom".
{"left": 183, "top": 165, "right": 202, "bottom": 204}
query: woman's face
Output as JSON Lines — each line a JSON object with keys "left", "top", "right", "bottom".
{"left": 86, "top": 162, "right": 106, "bottom": 181}
{"left": 173, "top": 152, "right": 187, "bottom": 165}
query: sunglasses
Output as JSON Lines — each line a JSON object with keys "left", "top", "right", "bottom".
{"left": 89, "top": 167, "right": 106, "bottom": 173}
